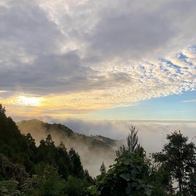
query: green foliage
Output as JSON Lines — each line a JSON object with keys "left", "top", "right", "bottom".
{"left": 0, "top": 104, "right": 94, "bottom": 195}
{"left": 69, "top": 148, "right": 84, "bottom": 178}
{"left": 22, "top": 163, "right": 66, "bottom": 196}
{"left": 0, "top": 105, "right": 27, "bottom": 156}
{"left": 55, "top": 142, "right": 70, "bottom": 179}
{"left": 89, "top": 151, "right": 152, "bottom": 196}
{"left": 36, "top": 135, "right": 56, "bottom": 165}
{"left": 148, "top": 162, "right": 172, "bottom": 196}
{"left": 64, "top": 175, "right": 92, "bottom": 196}
{"left": 4, "top": 103, "right": 196, "bottom": 196}
{"left": 0, "top": 180, "right": 20, "bottom": 196}
{"left": 0, "top": 154, "right": 28, "bottom": 187}
{"left": 153, "top": 131, "right": 196, "bottom": 195}
{"left": 89, "top": 128, "right": 152, "bottom": 196}
{"left": 116, "top": 126, "right": 145, "bottom": 158}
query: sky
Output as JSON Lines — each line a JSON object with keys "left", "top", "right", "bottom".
{"left": 0, "top": 0, "right": 196, "bottom": 141}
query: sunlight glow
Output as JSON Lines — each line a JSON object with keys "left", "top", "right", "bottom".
{"left": 16, "top": 96, "right": 42, "bottom": 107}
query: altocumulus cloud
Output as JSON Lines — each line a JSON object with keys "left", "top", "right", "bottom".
{"left": 0, "top": 0, "right": 196, "bottom": 117}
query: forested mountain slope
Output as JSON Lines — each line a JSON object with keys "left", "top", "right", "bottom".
{"left": 17, "top": 119, "right": 122, "bottom": 177}
{"left": 0, "top": 104, "right": 94, "bottom": 195}
{"left": 17, "top": 119, "right": 121, "bottom": 149}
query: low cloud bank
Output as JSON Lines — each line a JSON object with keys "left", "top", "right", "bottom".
{"left": 17, "top": 118, "right": 196, "bottom": 176}
{"left": 57, "top": 119, "right": 196, "bottom": 154}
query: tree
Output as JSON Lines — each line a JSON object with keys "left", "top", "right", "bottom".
{"left": 100, "top": 162, "right": 106, "bottom": 175}
{"left": 89, "top": 127, "right": 152, "bottom": 196}
{"left": 69, "top": 148, "right": 84, "bottom": 178}
{"left": 64, "top": 175, "right": 92, "bottom": 196}
{"left": 36, "top": 135, "right": 56, "bottom": 165}
{"left": 0, "top": 180, "right": 20, "bottom": 196}
{"left": 24, "top": 133, "right": 37, "bottom": 172}
{"left": 0, "top": 104, "right": 94, "bottom": 195}
{"left": 22, "top": 163, "right": 66, "bottom": 196}
{"left": 0, "top": 153, "right": 28, "bottom": 188}
{"left": 153, "top": 131, "right": 196, "bottom": 195}
{"left": 148, "top": 161, "right": 173, "bottom": 196}
{"left": 89, "top": 151, "right": 152, "bottom": 196}
{"left": 116, "top": 126, "right": 145, "bottom": 158}
{"left": 26, "top": 133, "right": 37, "bottom": 152}
{"left": 0, "top": 104, "right": 5, "bottom": 116}
{"left": 55, "top": 142, "right": 71, "bottom": 179}
{"left": 45, "top": 134, "right": 55, "bottom": 146}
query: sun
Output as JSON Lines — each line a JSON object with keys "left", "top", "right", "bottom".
{"left": 16, "top": 96, "right": 42, "bottom": 107}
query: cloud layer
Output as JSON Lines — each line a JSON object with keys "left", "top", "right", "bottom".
{"left": 57, "top": 119, "right": 196, "bottom": 154}
{"left": 17, "top": 117, "right": 196, "bottom": 176}
{"left": 0, "top": 0, "right": 196, "bottom": 116}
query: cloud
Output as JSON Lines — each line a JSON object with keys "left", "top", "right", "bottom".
{"left": 60, "top": 119, "right": 196, "bottom": 153}
{"left": 16, "top": 117, "right": 196, "bottom": 176}
{"left": 0, "top": 1, "right": 63, "bottom": 61}
{"left": 0, "top": 0, "right": 196, "bottom": 116}
{"left": 19, "top": 117, "right": 196, "bottom": 154}
{"left": 183, "top": 99, "right": 196, "bottom": 103}
{"left": 88, "top": 5, "right": 174, "bottom": 60}
{"left": 57, "top": 118, "right": 130, "bottom": 140}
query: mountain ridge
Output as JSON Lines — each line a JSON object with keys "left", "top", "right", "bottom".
{"left": 16, "top": 119, "right": 121, "bottom": 149}
{"left": 16, "top": 119, "right": 122, "bottom": 176}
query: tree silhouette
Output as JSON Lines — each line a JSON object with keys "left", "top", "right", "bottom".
{"left": 100, "top": 162, "right": 106, "bottom": 175}
{"left": 153, "top": 131, "right": 196, "bottom": 195}
{"left": 116, "top": 126, "right": 145, "bottom": 158}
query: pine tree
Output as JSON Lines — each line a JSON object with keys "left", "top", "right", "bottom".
{"left": 116, "top": 126, "right": 145, "bottom": 158}
{"left": 99, "top": 162, "right": 106, "bottom": 174}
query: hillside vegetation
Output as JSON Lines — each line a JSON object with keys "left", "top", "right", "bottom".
{"left": 17, "top": 119, "right": 121, "bottom": 150}
{"left": 17, "top": 119, "right": 121, "bottom": 177}
{"left": 0, "top": 104, "right": 196, "bottom": 196}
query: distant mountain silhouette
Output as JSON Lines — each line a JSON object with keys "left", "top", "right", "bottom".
{"left": 17, "top": 119, "right": 123, "bottom": 176}
{"left": 17, "top": 119, "right": 121, "bottom": 149}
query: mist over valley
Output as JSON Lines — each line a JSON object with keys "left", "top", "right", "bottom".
{"left": 16, "top": 119, "right": 122, "bottom": 177}
{"left": 16, "top": 118, "right": 196, "bottom": 177}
